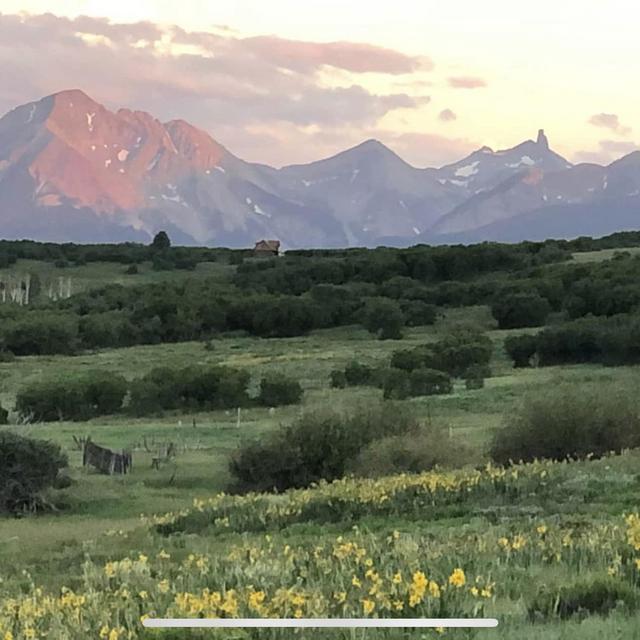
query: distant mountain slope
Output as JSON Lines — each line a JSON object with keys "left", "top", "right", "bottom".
{"left": 1, "top": 90, "right": 639, "bottom": 247}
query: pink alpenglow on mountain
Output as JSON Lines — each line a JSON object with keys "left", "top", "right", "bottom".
{"left": 1, "top": 91, "right": 640, "bottom": 247}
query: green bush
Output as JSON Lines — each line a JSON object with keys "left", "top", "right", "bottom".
{"left": 528, "top": 577, "right": 639, "bottom": 620}
{"left": 463, "top": 363, "right": 491, "bottom": 389}
{"left": 0, "top": 350, "right": 15, "bottom": 363}
{"left": 400, "top": 300, "right": 438, "bottom": 327}
{"left": 348, "top": 424, "right": 471, "bottom": 477}
{"left": 504, "top": 334, "right": 539, "bottom": 368}
{"left": 1, "top": 312, "right": 79, "bottom": 355}
{"left": 390, "top": 348, "right": 427, "bottom": 372}
{"left": 329, "top": 369, "right": 347, "bottom": 388}
{"left": 128, "top": 365, "right": 251, "bottom": 416}
{"left": 15, "top": 371, "right": 128, "bottom": 422}
{"left": 258, "top": 373, "right": 303, "bottom": 407}
{"left": 0, "top": 432, "right": 68, "bottom": 514}
{"left": 344, "top": 361, "right": 374, "bottom": 386}
{"left": 409, "top": 368, "right": 453, "bottom": 396}
{"left": 361, "top": 298, "right": 404, "bottom": 340}
{"left": 491, "top": 292, "right": 552, "bottom": 329}
{"left": 390, "top": 329, "right": 492, "bottom": 378}
{"left": 491, "top": 383, "right": 640, "bottom": 464}
{"left": 229, "top": 403, "right": 418, "bottom": 493}
{"left": 0, "top": 403, "right": 8, "bottom": 425}
{"left": 382, "top": 369, "right": 411, "bottom": 400}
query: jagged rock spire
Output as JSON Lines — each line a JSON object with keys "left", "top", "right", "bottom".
{"left": 537, "top": 129, "right": 549, "bottom": 150}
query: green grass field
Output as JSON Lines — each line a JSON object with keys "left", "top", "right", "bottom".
{"left": 2, "top": 250, "right": 640, "bottom": 638}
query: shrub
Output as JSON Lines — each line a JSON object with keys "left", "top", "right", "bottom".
{"left": 128, "top": 379, "right": 164, "bottom": 417}
{"left": 490, "top": 383, "right": 640, "bottom": 464}
{"left": 409, "top": 368, "right": 453, "bottom": 396}
{"left": 0, "top": 403, "right": 8, "bottom": 424}
{"left": 258, "top": 373, "right": 303, "bottom": 407}
{"left": 128, "top": 365, "right": 251, "bottom": 416}
{"left": 400, "top": 300, "right": 438, "bottom": 327}
{"left": 348, "top": 424, "right": 471, "bottom": 477}
{"left": 1, "top": 313, "right": 79, "bottom": 355}
{"left": 390, "top": 347, "right": 428, "bottom": 372}
{"left": 329, "top": 369, "right": 347, "bottom": 389}
{"left": 504, "top": 334, "right": 539, "bottom": 368}
{"left": 382, "top": 369, "right": 411, "bottom": 400}
{"left": 361, "top": 298, "right": 404, "bottom": 340}
{"left": 491, "top": 292, "right": 552, "bottom": 329}
{"left": 528, "top": 578, "right": 639, "bottom": 620}
{"left": 344, "top": 361, "right": 374, "bottom": 386}
{"left": 125, "top": 264, "right": 139, "bottom": 275}
{"left": 424, "top": 329, "right": 493, "bottom": 377}
{"left": 390, "top": 329, "right": 493, "bottom": 378}
{"left": 229, "top": 403, "right": 418, "bottom": 492}
{"left": 15, "top": 371, "right": 128, "bottom": 422}
{"left": 0, "top": 350, "right": 15, "bottom": 363}
{"left": 0, "top": 432, "right": 68, "bottom": 514}
{"left": 463, "top": 363, "right": 491, "bottom": 389}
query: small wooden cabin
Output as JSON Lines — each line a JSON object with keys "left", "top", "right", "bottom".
{"left": 254, "top": 239, "right": 281, "bottom": 257}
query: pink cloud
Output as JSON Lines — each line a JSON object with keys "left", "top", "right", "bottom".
{"left": 240, "top": 36, "right": 430, "bottom": 74}
{"left": 448, "top": 76, "right": 487, "bottom": 89}
{"left": 438, "top": 108, "right": 457, "bottom": 122}
{"left": 588, "top": 113, "right": 631, "bottom": 136}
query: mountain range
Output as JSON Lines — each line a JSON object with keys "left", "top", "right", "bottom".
{"left": 1, "top": 89, "right": 639, "bottom": 248}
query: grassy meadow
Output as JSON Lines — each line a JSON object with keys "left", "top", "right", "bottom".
{"left": 1, "top": 250, "right": 640, "bottom": 638}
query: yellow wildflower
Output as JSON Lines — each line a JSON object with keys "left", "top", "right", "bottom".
{"left": 448, "top": 568, "right": 466, "bottom": 588}
{"left": 362, "top": 598, "right": 375, "bottom": 615}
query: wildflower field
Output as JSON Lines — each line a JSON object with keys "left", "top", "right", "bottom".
{"left": 2, "top": 452, "right": 640, "bottom": 639}
{"left": 2, "top": 250, "right": 640, "bottom": 639}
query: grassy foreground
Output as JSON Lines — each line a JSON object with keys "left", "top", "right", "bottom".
{"left": 2, "top": 252, "right": 640, "bottom": 637}
{"left": 1, "top": 453, "right": 640, "bottom": 638}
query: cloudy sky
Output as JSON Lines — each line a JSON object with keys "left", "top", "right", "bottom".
{"left": 1, "top": 1, "right": 639, "bottom": 167}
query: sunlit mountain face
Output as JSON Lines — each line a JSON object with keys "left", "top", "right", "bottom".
{"left": 1, "top": 91, "right": 639, "bottom": 248}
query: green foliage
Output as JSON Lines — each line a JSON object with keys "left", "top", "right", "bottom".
{"left": 128, "top": 365, "right": 251, "bottom": 416}
{"left": 348, "top": 423, "right": 471, "bottom": 477}
{"left": 399, "top": 299, "right": 439, "bottom": 327}
{"left": 491, "top": 292, "right": 552, "bottom": 329}
{"left": 257, "top": 373, "right": 303, "bottom": 407}
{"left": 0, "top": 350, "right": 15, "bottom": 363}
{"left": 151, "top": 231, "right": 171, "bottom": 252}
{"left": 0, "top": 432, "right": 68, "bottom": 514}
{"left": 528, "top": 578, "right": 639, "bottom": 620}
{"left": 504, "top": 334, "right": 539, "bottom": 368}
{"left": 409, "top": 368, "right": 453, "bottom": 396}
{"left": 391, "top": 329, "right": 493, "bottom": 378}
{"left": 463, "top": 363, "right": 491, "bottom": 389}
{"left": 362, "top": 298, "right": 404, "bottom": 340}
{"left": 0, "top": 313, "right": 78, "bottom": 355}
{"left": 491, "top": 383, "right": 640, "bottom": 464}
{"left": 329, "top": 369, "right": 347, "bottom": 388}
{"left": 228, "top": 403, "right": 418, "bottom": 493}
{"left": 0, "top": 402, "right": 8, "bottom": 425}
{"left": 382, "top": 369, "right": 411, "bottom": 399}
{"left": 344, "top": 360, "right": 375, "bottom": 386}
{"left": 15, "top": 371, "right": 128, "bottom": 422}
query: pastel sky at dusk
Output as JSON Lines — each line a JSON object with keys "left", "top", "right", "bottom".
{"left": 1, "top": 0, "right": 639, "bottom": 166}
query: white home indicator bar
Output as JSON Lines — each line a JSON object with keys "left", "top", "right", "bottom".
{"left": 143, "top": 618, "right": 498, "bottom": 629}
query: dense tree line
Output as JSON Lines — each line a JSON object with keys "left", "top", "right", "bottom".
{"left": 3, "top": 234, "right": 640, "bottom": 357}
{"left": 504, "top": 314, "right": 640, "bottom": 368}
{"left": 330, "top": 329, "right": 493, "bottom": 399}
{"left": 234, "top": 241, "right": 571, "bottom": 294}
{"left": 0, "top": 236, "right": 246, "bottom": 269}
{"left": 14, "top": 366, "right": 303, "bottom": 422}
